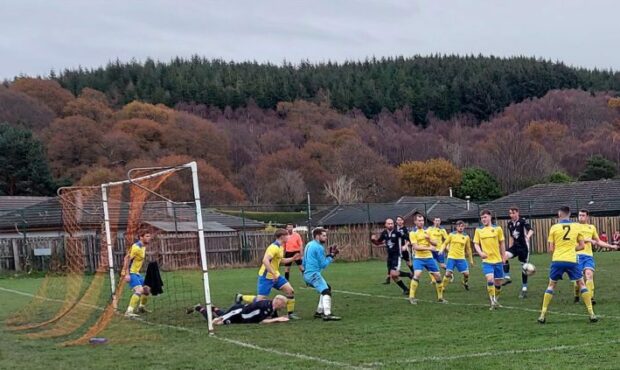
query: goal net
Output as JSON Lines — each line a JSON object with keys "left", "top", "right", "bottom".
{"left": 6, "top": 161, "right": 214, "bottom": 345}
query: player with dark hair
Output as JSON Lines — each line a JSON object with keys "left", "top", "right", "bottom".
{"left": 473, "top": 209, "right": 506, "bottom": 310}
{"left": 236, "top": 229, "right": 301, "bottom": 320}
{"left": 503, "top": 207, "right": 534, "bottom": 298}
{"left": 538, "top": 206, "right": 597, "bottom": 323}
{"left": 408, "top": 214, "right": 445, "bottom": 304}
{"left": 122, "top": 231, "right": 153, "bottom": 317}
{"left": 371, "top": 218, "right": 410, "bottom": 295}
{"left": 573, "top": 209, "right": 617, "bottom": 304}
{"left": 303, "top": 228, "right": 341, "bottom": 321}
{"left": 283, "top": 223, "right": 305, "bottom": 282}
{"left": 188, "top": 295, "right": 290, "bottom": 325}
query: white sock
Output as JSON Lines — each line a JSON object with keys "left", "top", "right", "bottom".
{"left": 322, "top": 295, "right": 332, "bottom": 316}
{"left": 316, "top": 296, "right": 324, "bottom": 314}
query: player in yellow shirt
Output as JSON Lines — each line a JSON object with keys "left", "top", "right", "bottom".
{"left": 538, "top": 206, "right": 597, "bottom": 324}
{"left": 122, "top": 231, "right": 152, "bottom": 317}
{"left": 236, "top": 229, "right": 301, "bottom": 319}
{"left": 428, "top": 217, "right": 449, "bottom": 283}
{"left": 440, "top": 220, "right": 474, "bottom": 292}
{"left": 473, "top": 209, "right": 506, "bottom": 310}
{"left": 408, "top": 214, "right": 445, "bottom": 304}
{"left": 573, "top": 209, "right": 618, "bottom": 304}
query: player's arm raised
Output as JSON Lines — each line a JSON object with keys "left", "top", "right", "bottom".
{"left": 370, "top": 232, "right": 384, "bottom": 246}
{"left": 589, "top": 236, "right": 618, "bottom": 250}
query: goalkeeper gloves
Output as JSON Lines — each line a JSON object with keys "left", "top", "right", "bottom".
{"left": 328, "top": 245, "right": 340, "bottom": 258}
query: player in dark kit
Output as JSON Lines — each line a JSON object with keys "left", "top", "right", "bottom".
{"left": 382, "top": 216, "right": 413, "bottom": 284}
{"left": 503, "top": 207, "right": 534, "bottom": 298}
{"left": 371, "top": 218, "right": 411, "bottom": 295}
{"left": 188, "top": 295, "right": 289, "bottom": 325}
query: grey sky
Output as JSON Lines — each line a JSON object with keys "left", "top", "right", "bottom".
{"left": 1, "top": 0, "right": 618, "bottom": 80}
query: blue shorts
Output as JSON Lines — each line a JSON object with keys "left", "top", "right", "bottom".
{"left": 549, "top": 261, "right": 583, "bottom": 281}
{"left": 413, "top": 258, "right": 440, "bottom": 273}
{"left": 578, "top": 254, "right": 595, "bottom": 271}
{"left": 304, "top": 272, "right": 329, "bottom": 293}
{"left": 446, "top": 258, "right": 469, "bottom": 273}
{"left": 256, "top": 275, "right": 288, "bottom": 296}
{"left": 482, "top": 262, "right": 504, "bottom": 279}
{"left": 432, "top": 251, "right": 445, "bottom": 264}
{"left": 129, "top": 273, "right": 144, "bottom": 289}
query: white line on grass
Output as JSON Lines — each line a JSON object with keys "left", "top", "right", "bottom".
{"left": 363, "top": 339, "right": 620, "bottom": 366}
{"left": 0, "top": 286, "right": 367, "bottom": 370}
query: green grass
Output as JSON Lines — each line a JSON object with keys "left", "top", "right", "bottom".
{"left": 2, "top": 253, "right": 620, "bottom": 369}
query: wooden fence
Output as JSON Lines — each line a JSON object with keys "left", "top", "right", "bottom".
{"left": 1, "top": 215, "right": 618, "bottom": 273}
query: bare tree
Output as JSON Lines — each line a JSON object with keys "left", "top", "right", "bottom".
{"left": 263, "top": 169, "right": 307, "bottom": 204}
{"left": 324, "top": 175, "right": 361, "bottom": 204}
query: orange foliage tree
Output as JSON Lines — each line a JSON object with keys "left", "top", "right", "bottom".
{"left": 398, "top": 158, "right": 462, "bottom": 196}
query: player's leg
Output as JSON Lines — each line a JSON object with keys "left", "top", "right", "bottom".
{"left": 583, "top": 256, "right": 596, "bottom": 304}
{"left": 538, "top": 279, "right": 557, "bottom": 323}
{"left": 284, "top": 252, "right": 293, "bottom": 281}
{"left": 518, "top": 248, "right": 529, "bottom": 298}
{"left": 242, "top": 276, "right": 273, "bottom": 304}
{"left": 277, "top": 278, "right": 298, "bottom": 319}
{"left": 409, "top": 259, "right": 424, "bottom": 304}
{"left": 572, "top": 266, "right": 597, "bottom": 322}
{"left": 125, "top": 274, "right": 144, "bottom": 317}
{"left": 402, "top": 249, "right": 414, "bottom": 273}
{"left": 481, "top": 263, "right": 496, "bottom": 308}
{"left": 390, "top": 258, "right": 409, "bottom": 295}
{"left": 429, "top": 251, "right": 439, "bottom": 284}
{"left": 502, "top": 250, "right": 514, "bottom": 286}
{"left": 426, "top": 259, "right": 445, "bottom": 302}
{"left": 493, "top": 263, "right": 505, "bottom": 303}
{"left": 441, "top": 258, "right": 455, "bottom": 290}
{"left": 313, "top": 275, "right": 340, "bottom": 320}
{"left": 137, "top": 285, "right": 151, "bottom": 313}
{"left": 455, "top": 259, "right": 470, "bottom": 290}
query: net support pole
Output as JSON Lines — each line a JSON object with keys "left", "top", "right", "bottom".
{"left": 190, "top": 161, "right": 214, "bottom": 332}
{"left": 101, "top": 184, "right": 118, "bottom": 309}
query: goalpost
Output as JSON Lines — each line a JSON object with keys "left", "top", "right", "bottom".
{"left": 101, "top": 161, "right": 215, "bottom": 333}
{"left": 6, "top": 160, "right": 215, "bottom": 346}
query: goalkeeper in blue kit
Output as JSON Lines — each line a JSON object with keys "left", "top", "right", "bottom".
{"left": 303, "top": 227, "right": 341, "bottom": 321}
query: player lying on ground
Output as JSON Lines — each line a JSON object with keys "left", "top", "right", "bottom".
{"left": 371, "top": 218, "right": 411, "bottom": 295}
{"left": 188, "top": 295, "right": 290, "bottom": 325}
{"left": 538, "top": 206, "right": 597, "bottom": 324}
{"left": 440, "top": 220, "right": 474, "bottom": 292}
{"left": 408, "top": 214, "right": 445, "bottom": 304}
{"left": 473, "top": 209, "right": 506, "bottom": 310}
{"left": 574, "top": 209, "right": 618, "bottom": 305}
{"left": 503, "top": 207, "right": 534, "bottom": 298}
{"left": 303, "top": 227, "right": 341, "bottom": 321}
{"left": 236, "top": 229, "right": 301, "bottom": 319}
{"left": 122, "top": 231, "right": 153, "bottom": 317}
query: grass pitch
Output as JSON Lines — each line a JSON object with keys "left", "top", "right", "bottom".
{"left": 2, "top": 253, "right": 620, "bottom": 369}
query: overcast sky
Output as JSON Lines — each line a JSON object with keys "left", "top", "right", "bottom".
{"left": 1, "top": 0, "right": 618, "bottom": 80}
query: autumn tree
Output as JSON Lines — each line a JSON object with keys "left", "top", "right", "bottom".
{"left": 263, "top": 169, "right": 307, "bottom": 205}
{"left": 398, "top": 158, "right": 462, "bottom": 196}
{"left": 10, "top": 78, "right": 74, "bottom": 116}
{"left": 63, "top": 88, "right": 113, "bottom": 122}
{"left": 0, "top": 86, "right": 55, "bottom": 131}
{"left": 0, "top": 123, "right": 56, "bottom": 195}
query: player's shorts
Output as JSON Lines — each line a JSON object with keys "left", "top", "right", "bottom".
{"left": 413, "top": 258, "right": 439, "bottom": 273}
{"left": 401, "top": 249, "right": 411, "bottom": 262}
{"left": 304, "top": 272, "right": 329, "bottom": 293}
{"left": 506, "top": 244, "right": 529, "bottom": 263}
{"left": 577, "top": 254, "right": 595, "bottom": 271}
{"left": 284, "top": 251, "right": 303, "bottom": 266}
{"left": 446, "top": 258, "right": 469, "bottom": 273}
{"left": 549, "top": 261, "right": 583, "bottom": 281}
{"left": 432, "top": 250, "right": 445, "bottom": 264}
{"left": 482, "top": 262, "right": 505, "bottom": 279}
{"left": 129, "top": 273, "right": 144, "bottom": 289}
{"left": 257, "top": 275, "right": 288, "bottom": 296}
{"left": 387, "top": 254, "right": 402, "bottom": 271}
{"left": 218, "top": 304, "right": 245, "bottom": 325}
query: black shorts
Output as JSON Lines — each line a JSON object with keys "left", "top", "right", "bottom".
{"left": 506, "top": 245, "right": 529, "bottom": 263}
{"left": 284, "top": 251, "right": 303, "bottom": 266}
{"left": 401, "top": 249, "right": 411, "bottom": 262}
{"left": 387, "top": 254, "right": 402, "bottom": 271}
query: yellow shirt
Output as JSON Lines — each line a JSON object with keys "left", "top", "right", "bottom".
{"left": 428, "top": 226, "right": 449, "bottom": 250}
{"left": 548, "top": 221, "right": 583, "bottom": 263}
{"left": 443, "top": 232, "right": 472, "bottom": 261}
{"left": 129, "top": 241, "right": 146, "bottom": 274}
{"left": 473, "top": 225, "right": 504, "bottom": 264}
{"left": 258, "top": 242, "right": 284, "bottom": 279}
{"left": 576, "top": 223, "right": 599, "bottom": 257}
{"left": 409, "top": 227, "right": 433, "bottom": 259}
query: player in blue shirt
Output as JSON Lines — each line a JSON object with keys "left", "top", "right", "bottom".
{"left": 303, "top": 227, "right": 341, "bottom": 321}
